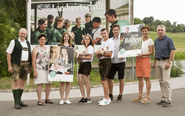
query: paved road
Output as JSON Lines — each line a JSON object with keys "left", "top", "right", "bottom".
{"left": 1, "top": 88, "right": 185, "bottom": 116}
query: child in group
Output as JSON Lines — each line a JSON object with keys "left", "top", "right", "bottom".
{"left": 77, "top": 34, "right": 94, "bottom": 103}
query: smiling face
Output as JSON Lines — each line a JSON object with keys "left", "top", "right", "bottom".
{"left": 18, "top": 28, "right": 27, "bottom": 40}
{"left": 39, "top": 21, "right": 47, "bottom": 31}
{"left": 142, "top": 28, "right": 149, "bottom": 38}
{"left": 38, "top": 36, "right": 46, "bottom": 46}
{"left": 84, "top": 36, "right": 91, "bottom": 46}
{"left": 112, "top": 27, "right": 120, "bottom": 38}
{"left": 101, "top": 30, "right": 108, "bottom": 41}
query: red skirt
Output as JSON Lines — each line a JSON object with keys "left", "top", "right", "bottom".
{"left": 136, "top": 57, "right": 151, "bottom": 78}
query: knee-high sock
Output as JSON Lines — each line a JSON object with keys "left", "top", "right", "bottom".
{"left": 12, "top": 89, "right": 19, "bottom": 104}
{"left": 18, "top": 89, "right": 23, "bottom": 103}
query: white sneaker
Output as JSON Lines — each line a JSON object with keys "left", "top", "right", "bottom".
{"left": 99, "top": 98, "right": 111, "bottom": 104}
{"left": 59, "top": 100, "right": 64, "bottom": 105}
{"left": 64, "top": 100, "right": 71, "bottom": 104}
{"left": 99, "top": 98, "right": 111, "bottom": 106}
{"left": 98, "top": 98, "right": 105, "bottom": 104}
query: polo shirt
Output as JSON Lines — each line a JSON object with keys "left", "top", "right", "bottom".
{"left": 154, "top": 35, "right": 175, "bottom": 59}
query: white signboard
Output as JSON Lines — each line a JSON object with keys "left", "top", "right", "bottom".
{"left": 118, "top": 24, "right": 144, "bottom": 58}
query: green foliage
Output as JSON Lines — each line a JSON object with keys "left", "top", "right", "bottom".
{"left": 171, "top": 64, "right": 183, "bottom": 77}
{"left": 0, "top": 0, "right": 26, "bottom": 78}
{"left": 134, "top": 16, "right": 185, "bottom": 33}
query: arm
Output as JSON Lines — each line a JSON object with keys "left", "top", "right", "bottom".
{"left": 7, "top": 53, "right": 13, "bottom": 73}
{"left": 83, "top": 54, "right": 92, "bottom": 60}
{"left": 138, "top": 45, "right": 154, "bottom": 57}
{"left": 32, "top": 47, "right": 37, "bottom": 78}
{"left": 102, "top": 51, "right": 112, "bottom": 58}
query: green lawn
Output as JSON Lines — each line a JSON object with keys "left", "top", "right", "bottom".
{"left": 0, "top": 32, "right": 184, "bottom": 90}
{"left": 149, "top": 31, "right": 185, "bottom": 52}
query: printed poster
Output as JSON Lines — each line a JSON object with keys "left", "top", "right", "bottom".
{"left": 48, "top": 46, "right": 74, "bottom": 82}
{"left": 118, "top": 24, "right": 144, "bottom": 58}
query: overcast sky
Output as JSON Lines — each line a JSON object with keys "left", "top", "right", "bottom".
{"left": 134, "top": 0, "right": 185, "bottom": 24}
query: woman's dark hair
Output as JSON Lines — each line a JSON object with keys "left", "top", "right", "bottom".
{"left": 38, "top": 34, "right": 47, "bottom": 40}
{"left": 54, "top": 16, "right": 64, "bottom": 29}
{"left": 60, "top": 32, "right": 72, "bottom": 47}
{"left": 82, "top": 34, "right": 94, "bottom": 48}
{"left": 38, "top": 18, "right": 47, "bottom": 25}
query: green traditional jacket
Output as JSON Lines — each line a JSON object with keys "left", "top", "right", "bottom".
{"left": 46, "top": 25, "right": 54, "bottom": 45}
{"left": 31, "top": 28, "right": 47, "bottom": 45}
{"left": 50, "top": 28, "right": 63, "bottom": 45}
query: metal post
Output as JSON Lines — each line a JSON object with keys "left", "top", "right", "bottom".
{"left": 105, "top": 0, "right": 110, "bottom": 30}
{"left": 26, "top": 0, "right": 31, "bottom": 86}
{"left": 129, "top": 0, "right": 135, "bottom": 80}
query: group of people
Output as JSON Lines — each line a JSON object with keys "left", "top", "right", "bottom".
{"left": 6, "top": 9, "right": 175, "bottom": 109}
{"left": 31, "top": 11, "right": 103, "bottom": 45}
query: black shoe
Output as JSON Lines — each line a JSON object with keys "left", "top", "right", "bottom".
{"left": 163, "top": 101, "right": 172, "bottom": 107}
{"left": 83, "top": 98, "right": 91, "bottom": 104}
{"left": 109, "top": 94, "right": 113, "bottom": 100}
{"left": 19, "top": 102, "right": 28, "bottom": 107}
{"left": 116, "top": 95, "right": 122, "bottom": 102}
{"left": 78, "top": 98, "right": 85, "bottom": 103}
{"left": 14, "top": 103, "right": 22, "bottom": 109}
{"left": 157, "top": 100, "right": 165, "bottom": 105}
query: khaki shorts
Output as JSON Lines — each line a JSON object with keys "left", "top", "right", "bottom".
{"left": 12, "top": 61, "right": 30, "bottom": 81}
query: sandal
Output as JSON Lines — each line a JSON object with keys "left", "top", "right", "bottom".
{"left": 141, "top": 96, "right": 151, "bottom": 104}
{"left": 45, "top": 99, "right": 54, "bottom": 104}
{"left": 37, "top": 102, "right": 46, "bottom": 106}
{"left": 132, "top": 96, "right": 143, "bottom": 102}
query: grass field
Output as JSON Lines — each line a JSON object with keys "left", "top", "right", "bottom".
{"left": 149, "top": 31, "right": 185, "bottom": 52}
{"left": 0, "top": 32, "right": 184, "bottom": 90}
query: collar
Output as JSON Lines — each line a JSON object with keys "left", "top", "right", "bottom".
{"left": 18, "top": 38, "right": 26, "bottom": 42}
{"left": 157, "top": 35, "right": 166, "bottom": 41}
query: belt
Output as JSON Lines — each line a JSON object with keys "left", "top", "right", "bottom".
{"left": 156, "top": 57, "right": 169, "bottom": 61}
{"left": 21, "top": 61, "right": 28, "bottom": 62}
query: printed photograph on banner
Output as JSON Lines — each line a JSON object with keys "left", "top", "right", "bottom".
{"left": 118, "top": 24, "right": 144, "bottom": 58}
{"left": 48, "top": 46, "right": 74, "bottom": 82}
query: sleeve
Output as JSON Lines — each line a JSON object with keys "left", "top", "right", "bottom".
{"left": 168, "top": 38, "right": 176, "bottom": 50}
{"left": 87, "top": 46, "right": 94, "bottom": 56}
{"left": 6, "top": 40, "right": 15, "bottom": 54}
{"left": 108, "top": 40, "right": 114, "bottom": 52}
{"left": 148, "top": 39, "right": 154, "bottom": 46}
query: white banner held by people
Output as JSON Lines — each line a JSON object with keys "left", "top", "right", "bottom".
{"left": 48, "top": 46, "right": 74, "bottom": 82}
{"left": 118, "top": 24, "right": 144, "bottom": 58}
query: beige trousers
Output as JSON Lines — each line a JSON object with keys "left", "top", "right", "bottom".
{"left": 156, "top": 60, "right": 172, "bottom": 102}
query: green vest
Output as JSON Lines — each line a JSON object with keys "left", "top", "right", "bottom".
{"left": 11, "top": 39, "right": 32, "bottom": 65}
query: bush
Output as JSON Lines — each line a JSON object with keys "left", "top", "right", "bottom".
{"left": 171, "top": 63, "right": 183, "bottom": 77}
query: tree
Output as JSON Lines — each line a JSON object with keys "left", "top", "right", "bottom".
{"left": 134, "top": 18, "right": 142, "bottom": 24}
{"left": 143, "top": 16, "right": 154, "bottom": 25}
